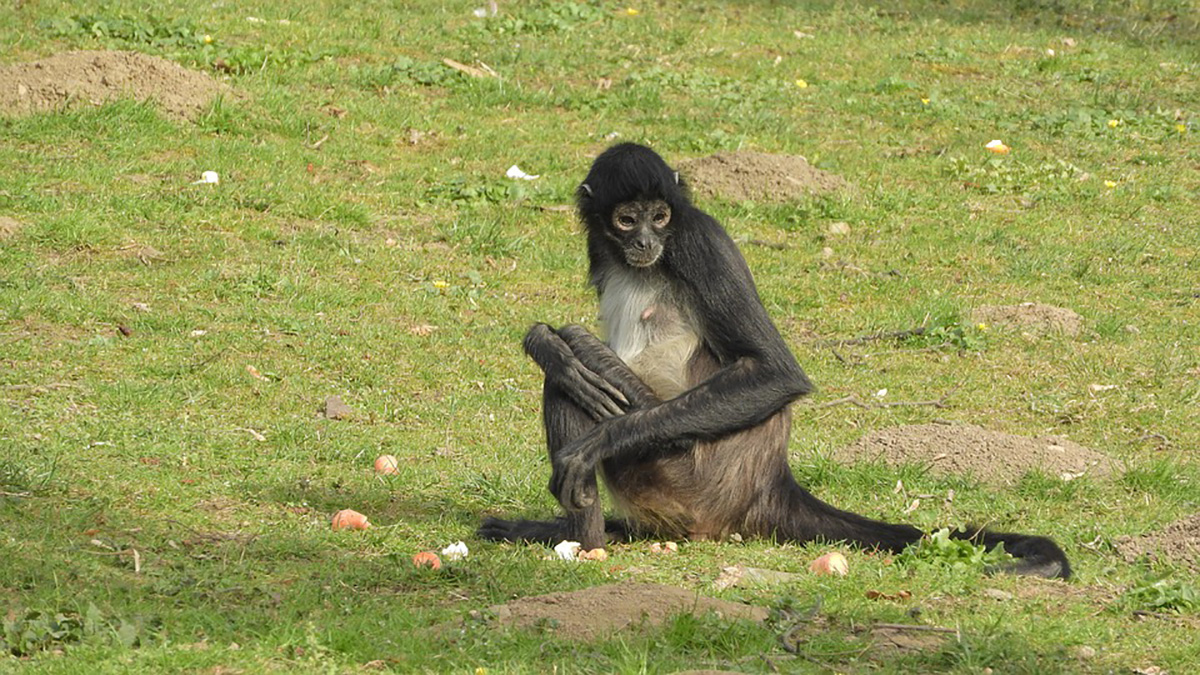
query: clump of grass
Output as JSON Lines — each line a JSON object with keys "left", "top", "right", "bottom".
{"left": 1122, "top": 577, "right": 1200, "bottom": 614}
{"left": 897, "top": 528, "right": 1013, "bottom": 573}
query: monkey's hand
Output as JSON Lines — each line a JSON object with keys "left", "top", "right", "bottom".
{"left": 549, "top": 426, "right": 606, "bottom": 510}
{"left": 524, "top": 323, "right": 629, "bottom": 421}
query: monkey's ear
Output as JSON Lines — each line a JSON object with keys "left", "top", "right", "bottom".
{"left": 579, "top": 183, "right": 593, "bottom": 196}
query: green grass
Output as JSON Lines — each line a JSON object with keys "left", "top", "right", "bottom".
{"left": 1, "top": 0, "right": 1199, "bottom": 671}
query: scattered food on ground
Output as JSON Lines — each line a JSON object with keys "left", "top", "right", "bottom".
{"left": 331, "top": 509, "right": 371, "bottom": 531}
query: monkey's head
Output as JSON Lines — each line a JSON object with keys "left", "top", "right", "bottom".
{"left": 577, "top": 143, "right": 690, "bottom": 269}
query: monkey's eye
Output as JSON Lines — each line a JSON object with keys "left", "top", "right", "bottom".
{"left": 652, "top": 212, "right": 668, "bottom": 225}
{"left": 616, "top": 215, "right": 636, "bottom": 230}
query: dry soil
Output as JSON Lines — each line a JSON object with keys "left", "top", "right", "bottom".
{"left": 0, "top": 50, "right": 230, "bottom": 121}
{"left": 834, "top": 423, "right": 1115, "bottom": 484}
{"left": 679, "top": 151, "right": 849, "bottom": 203}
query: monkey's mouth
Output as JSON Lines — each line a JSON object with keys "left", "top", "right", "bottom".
{"left": 625, "top": 247, "right": 663, "bottom": 268}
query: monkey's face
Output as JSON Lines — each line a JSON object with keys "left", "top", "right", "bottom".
{"left": 609, "top": 199, "right": 671, "bottom": 268}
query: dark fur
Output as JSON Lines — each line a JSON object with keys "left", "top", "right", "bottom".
{"left": 480, "top": 143, "right": 1070, "bottom": 579}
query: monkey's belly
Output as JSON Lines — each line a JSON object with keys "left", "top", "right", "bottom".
{"left": 626, "top": 331, "right": 699, "bottom": 400}
{"left": 602, "top": 405, "right": 794, "bottom": 540}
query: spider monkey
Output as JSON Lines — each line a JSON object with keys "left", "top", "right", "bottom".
{"left": 480, "top": 143, "right": 1070, "bottom": 579}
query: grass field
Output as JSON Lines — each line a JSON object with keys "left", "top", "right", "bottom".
{"left": 1, "top": 0, "right": 1198, "bottom": 672}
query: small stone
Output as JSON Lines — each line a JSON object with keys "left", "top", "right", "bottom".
{"left": 323, "top": 395, "right": 354, "bottom": 420}
{"left": 827, "top": 221, "right": 851, "bottom": 236}
{"left": 1072, "top": 645, "right": 1097, "bottom": 660}
{"left": 982, "top": 588, "right": 1013, "bottom": 601}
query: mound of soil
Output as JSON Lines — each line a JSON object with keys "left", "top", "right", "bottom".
{"left": 678, "top": 151, "right": 848, "bottom": 203}
{"left": 972, "top": 303, "right": 1083, "bottom": 337}
{"left": 0, "top": 50, "right": 230, "bottom": 121}
{"left": 834, "top": 423, "right": 1115, "bottom": 484}
{"left": 479, "top": 582, "right": 766, "bottom": 641}
{"left": 1114, "top": 514, "right": 1200, "bottom": 571}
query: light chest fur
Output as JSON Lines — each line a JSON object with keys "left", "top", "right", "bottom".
{"left": 598, "top": 267, "right": 700, "bottom": 400}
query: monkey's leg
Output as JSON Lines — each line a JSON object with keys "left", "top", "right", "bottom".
{"left": 541, "top": 378, "right": 607, "bottom": 550}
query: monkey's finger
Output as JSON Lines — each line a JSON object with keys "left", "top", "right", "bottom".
{"left": 562, "top": 369, "right": 625, "bottom": 419}
{"left": 578, "top": 366, "right": 630, "bottom": 407}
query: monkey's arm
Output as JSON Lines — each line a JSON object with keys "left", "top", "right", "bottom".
{"left": 551, "top": 217, "right": 813, "bottom": 508}
{"left": 523, "top": 323, "right": 631, "bottom": 421}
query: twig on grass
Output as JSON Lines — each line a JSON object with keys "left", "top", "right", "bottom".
{"left": 0, "top": 490, "right": 32, "bottom": 498}
{"left": 744, "top": 238, "right": 791, "bottom": 250}
{"left": 816, "top": 385, "right": 961, "bottom": 410}
{"left": 815, "top": 326, "right": 927, "bottom": 347}
{"left": 2, "top": 382, "right": 82, "bottom": 391}
{"left": 82, "top": 547, "right": 142, "bottom": 574}
{"left": 1137, "top": 432, "right": 1171, "bottom": 446}
{"left": 873, "top": 622, "right": 960, "bottom": 634}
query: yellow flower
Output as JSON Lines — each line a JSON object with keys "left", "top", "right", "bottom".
{"left": 921, "top": 98, "right": 930, "bottom": 105}
{"left": 625, "top": 7, "right": 639, "bottom": 15}
{"left": 976, "top": 323, "right": 989, "bottom": 331}
{"left": 795, "top": 79, "right": 809, "bottom": 89}
{"left": 433, "top": 280, "right": 449, "bottom": 289}
{"left": 1108, "top": 119, "right": 1120, "bottom": 128}
{"left": 203, "top": 34, "right": 213, "bottom": 44}
{"left": 1104, "top": 180, "right": 1117, "bottom": 188}
{"left": 1177, "top": 123, "right": 1188, "bottom": 134}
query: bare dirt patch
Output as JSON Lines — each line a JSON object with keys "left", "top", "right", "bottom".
{"left": 679, "top": 151, "right": 849, "bottom": 203}
{"left": 0, "top": 50, "right": 231, "bottom": 121}
{"left": 833, "top": 423, "right": 1115, "bottom": 484}
{"left": 972, "top": 303, "right": 1083, "bottom": 336}
{"left": 1114, "top": 513, "right": 1200, "bottom": 571}
{"left": 0, "top": 216, "right": 24, "bottom": 240}
{"left": 476, "top": 582, "right": 766, "bottom": 641}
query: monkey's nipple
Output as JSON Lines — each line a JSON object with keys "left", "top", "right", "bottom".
{"left": 640, "top": 305, "right": 657, "bottom": 322}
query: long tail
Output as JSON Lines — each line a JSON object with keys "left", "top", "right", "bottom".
{"left": 478, "top": 516, "right": 630, "bottom": 545}
{"left": 775, "top": 480, "right": 1071, "bottom": 579}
